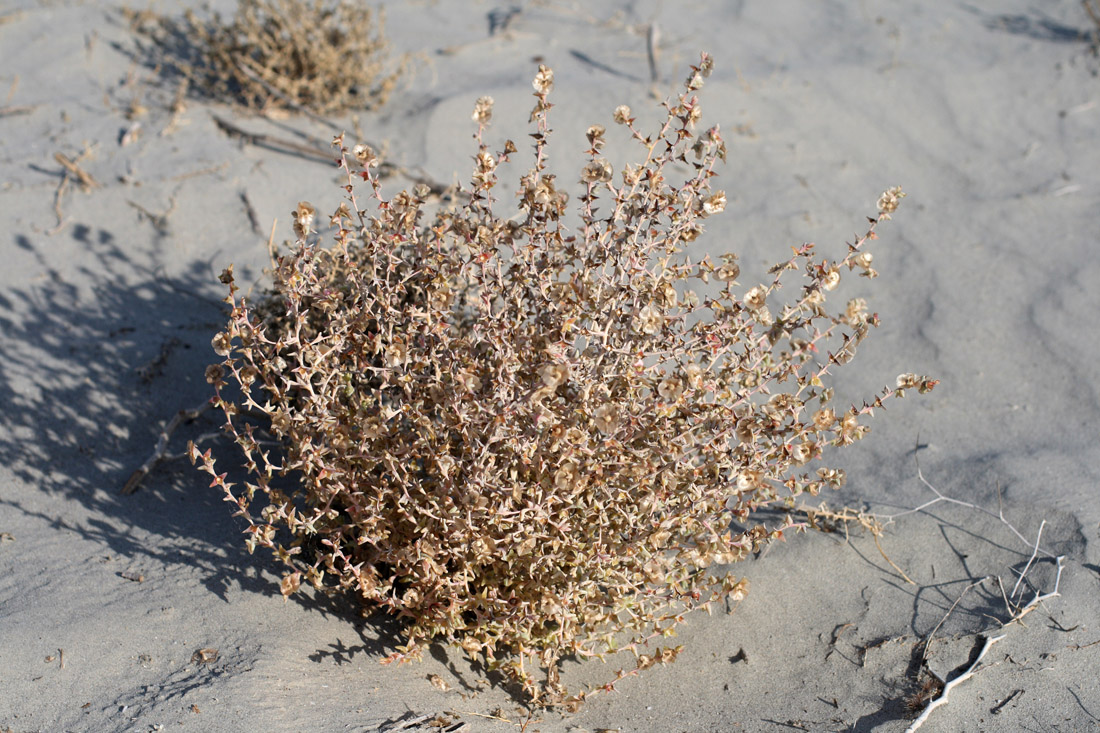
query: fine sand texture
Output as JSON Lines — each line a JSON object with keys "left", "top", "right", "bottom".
{"left": 2, "top": 1, "right": 1099, "bottom": 731}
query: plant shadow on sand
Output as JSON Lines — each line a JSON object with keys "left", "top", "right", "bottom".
{"left": 0, "top": 223, "right": 401, "bottom": 656}
{"left": 0, "top": 223, "right": 265, "bottom": 597}
{"left": 966, "top": 4, "right": 1100, "bottom": 56}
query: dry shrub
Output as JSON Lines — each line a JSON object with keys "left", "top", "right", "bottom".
{"left": 194, "top": 55, "right": 935, "bottom": 707}
{"left": 137, "top": 0, "right": 408, "bottom": 113}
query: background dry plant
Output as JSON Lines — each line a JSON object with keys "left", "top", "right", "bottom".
{"left": 128, "top": 0, "right": 409, "bottom": 114}
{"left": 194, "top": 54, "right": 935, "bottom": 707}
{"left": 1086, "top": 0, "right": 1100, "bottom": 48}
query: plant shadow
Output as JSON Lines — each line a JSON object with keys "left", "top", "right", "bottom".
{"left": 965, "top": 4, "right": 1098, "bottom": 46}
{"left": 0, "top": 222, "right": 364, "bottom": 614}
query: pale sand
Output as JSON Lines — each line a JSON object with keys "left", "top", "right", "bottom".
{"left": 1, "top": 1, "right": 1098, "bottom": 731}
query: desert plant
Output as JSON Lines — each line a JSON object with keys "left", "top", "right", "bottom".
{"left": 194, "top": 54, "right": 935, "bottom": 707}
{"left": 135, "top": 0, "right": 409, "bottom": 114}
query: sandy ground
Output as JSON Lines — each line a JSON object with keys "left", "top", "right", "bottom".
{"left": 2, "top": 1, "right": 1099, "bottom": 731}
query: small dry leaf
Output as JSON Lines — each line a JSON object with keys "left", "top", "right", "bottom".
{"left": 428, "top": 673, "right": 450, "bottom": 691}
{"left": 280, "top": 572, "right": 301, "bottom": 596}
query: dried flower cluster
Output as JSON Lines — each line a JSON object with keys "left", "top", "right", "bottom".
{"left": 194, "top": 54, "right": 935, "bottom": 707}
{"left": 163, "top": 0, "right": 408, "bottom": 113}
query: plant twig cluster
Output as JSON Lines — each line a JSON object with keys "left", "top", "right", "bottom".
{"left": 788, "top": 501, "right": 915, "bottom": 584}
{"left": 194, "top": 54, "right": 934, "bottom": 706}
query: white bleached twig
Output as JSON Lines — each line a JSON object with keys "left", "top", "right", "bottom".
{"left": 905, "top": 633, "right": 1006, "bottom": 733}
{"left": 919, "top": 576, "right": 987, "bottom": 664}
{"left": 1010, "top": 519, "right": 1045, "bottom": 600}
{"left": 1009, "top": 554, "right": 1065, "bottom": 622}
{"left": 885, "top": 462, "right": 1048, "bottom": 557}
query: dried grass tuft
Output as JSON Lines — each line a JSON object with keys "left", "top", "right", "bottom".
{"left": 131, "top": 0, "right": 410, "bottom": 114}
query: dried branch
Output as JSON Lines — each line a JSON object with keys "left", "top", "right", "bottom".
{"left": 907, "top": 555, "right": 1065, "bottom": 731}
{"left": 212, "top": 114, "right": 337, "bottom": 165}
{"left": 1085, "top": 0, "right": 1100, "bottom": 33}
{"left": 880, "top": 447, "right": 1055, "bottom": 560}
{"left": 123, "top": 401, "right": 212, "bottom": 495}
{"left": 54, "top": 151, "right": 99, "bottom": 191}
{"left": 919, "top": 576, "right": 988, "bottom": 664}
{"left": 646, "top": 22, "right": 661, "bottom": 84}
{"left": 905, "top": 633, "right": 1006, "bottom": 732}
{"left": 0, "top": 105, "right": 35, "bottom": 118}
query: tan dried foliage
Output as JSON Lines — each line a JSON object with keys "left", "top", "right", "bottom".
{"left": 194, "top": 55, "right": 935, "bottom": 707}
{"left": 139, "top": 0, "right": 409, "bottom": 113}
